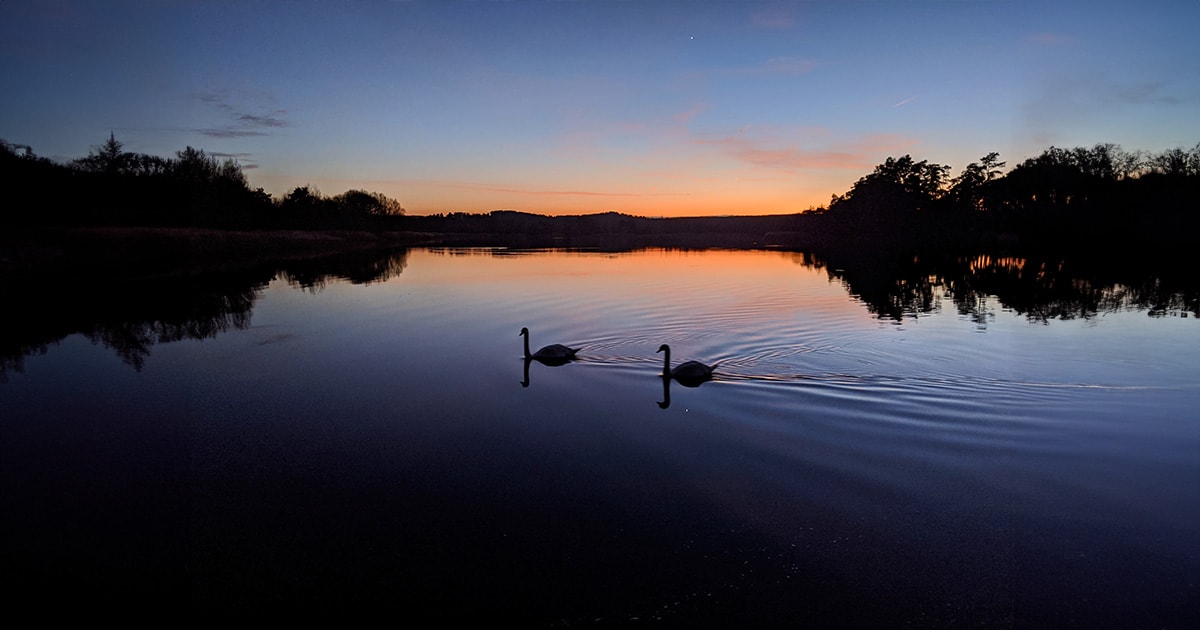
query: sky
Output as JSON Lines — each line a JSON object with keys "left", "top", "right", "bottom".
{"left": 2, "top": 0, "right": 1198, "bottom": 217}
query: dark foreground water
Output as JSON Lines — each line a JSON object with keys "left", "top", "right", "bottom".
{"left": 2, "top": 248, "right": 1198, "bottom": 627}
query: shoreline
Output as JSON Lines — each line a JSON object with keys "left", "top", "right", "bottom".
{"left": 0, "top": 226, "right": 438, "bottom": 280}
{"left": 0, "top": 226, "right": 785, "bottom": 278}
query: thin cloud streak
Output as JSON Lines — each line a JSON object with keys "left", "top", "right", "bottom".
{"left": 193, "top": 88, "right": 290, "bottom": 140}
{"left": 211, "top": 151, "right": 258, "bottom": 169}
{"left": 697, "top": 129, "right": 920, "bottom": 172}
{"left": 750, "top": 7, "right": 795, "bottom": 29}
{"left": 238, "top": 113, "right": 288, "bottom": 128}
{"left": 758, "top": 56, "right": 817, "bottom": 76}
{"left": 707, "top": 56, "right": 818, "bottom": 78}
{"left": 195, "top": 128, "right": 270, "bottom": 139}
{"left": 673, "top": 103, "right": 709, "bottom": 125}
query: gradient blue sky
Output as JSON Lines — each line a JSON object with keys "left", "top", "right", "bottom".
{"left": 2, "top": 0, "right": 1197, "bottom": 216}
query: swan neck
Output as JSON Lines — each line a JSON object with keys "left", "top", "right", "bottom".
{"left": 522, "top": 333, "right": 531, "bottom": 358}
{"left": 661, "top": 347, "right": 671, "bottom": 375}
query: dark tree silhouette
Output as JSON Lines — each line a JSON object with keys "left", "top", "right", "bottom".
{"left": 817, "top": 155, "right": 951, "bottom": 246}
{"left": 329, "top": 189, "right": 405, "bottom": 218}
{"left": 1, "top": 135, "right": 413, "bottom": 230}
{"left": 779, "top": 142, "right": 1199, "bottom": 256}
{"left": 71, "top": 132, "right": 133, "bottom": 175}
{"left": 947, "top": 152, "right": 1005, "bottom": 212}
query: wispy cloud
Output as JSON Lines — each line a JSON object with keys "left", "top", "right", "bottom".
{"left": 672, "top": 102, "right": 709, "bottom": 125}
{"left": 210, "top": 151, "right": 258, "bottom": 169}
{"left": 751, "top": 7, "right": 795, "bottom": 29}
{"left": 707, "top": 56, "right": 817, "bottom": 78}
{"left": 705, "top": 137, "right": 853, "bottom": 170}
{"left": 1101, "top": 81, "right": 1183, "bottom": 106}
{"left": 1024, "top": 75, "right": 1189, "bottom": 127}
{"left": 194, "top": 88, "right": 290, "bottom": 139}
{"left": 699, "top": 128, "right": 918, "bottom": 172}
{"left": 550, "top": 107, "right": 921, "bottom": 192}
{"left": 759, "top": 56, "right": 816, "bottom": 76}
{"left": 1018, "top": 71, "right": 1196, "bottom": 148}
{"left": 195, "top": 128, "right": 270, "bottom": 139}
{"left": 237, "top": 113, "right": 288, "bottom": 128}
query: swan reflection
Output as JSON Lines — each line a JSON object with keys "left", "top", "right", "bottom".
{"left": 521, "top": 356, "right": 577, "bottom": 388}
{"left": 657, "top": 374, "right": 672, "bottom": 408}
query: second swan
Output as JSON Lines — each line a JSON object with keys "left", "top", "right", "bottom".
{"left": 520, "top": 327, "right": 580, "bottom": 363}
{"left": 657, "top": 343, "right": 716, "bottom": 385}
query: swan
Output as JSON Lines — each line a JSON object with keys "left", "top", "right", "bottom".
{"left": 657, "top": 344, "right": 716, "bottom": 385}
{"left": 520, "top": 327, "right": 580, "bottom": 363}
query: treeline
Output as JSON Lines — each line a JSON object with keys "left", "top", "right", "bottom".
{"left": 4, "top": 134, "right": 1198, "bottom": 256}
{"left": 394, "top": 142, "right": 1200, "bottom": 255}
{"left": 786, "top": 143, "right": 1200, "bottom": 254}
{"left": 0, "top": 134, "right": 405, "bottom": 229}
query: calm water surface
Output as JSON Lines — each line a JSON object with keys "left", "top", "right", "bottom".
{"left": 3, "top": 248, "right": 1198, "bottom": 627}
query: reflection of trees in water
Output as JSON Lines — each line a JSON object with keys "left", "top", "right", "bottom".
{"left": 0, "top": 271, "right": 267, "bottom": 379}
{"left": 0, "top": 341, "right": 51, "bottom": 383}
{"left": 280, "top": 248, "right": 410, "bottom": 290}
{"left": 794, "top": 250, "right": 1198, "bottom": 325}
{"left": 78, "top": 287, "right": 259, "bottom": 371}
{"left": 1, "top": 248, "right": 410, "bottom": 379}
{"left": 954, "top": 255, "right": 1197, "bottom": 322}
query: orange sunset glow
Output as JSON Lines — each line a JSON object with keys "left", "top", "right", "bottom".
{"left": 4, "top": 1, "right": 1196, "bottom": 217}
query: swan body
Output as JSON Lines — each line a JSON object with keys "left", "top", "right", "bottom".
{"left": 520, "top": 327, "right": 579, "bottom": 362}
{"left": 657, "top": 344, "right": 716, "bottom": 385}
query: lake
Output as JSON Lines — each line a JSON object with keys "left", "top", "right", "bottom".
{"left": 2, "top": 247, "right": 1198, "bottom": 627}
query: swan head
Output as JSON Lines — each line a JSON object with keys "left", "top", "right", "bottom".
{"left": 657, "top": 344, "right": 669, "bottom": 353}
{"left": 519, "top": 327, "right": 529, "bottom": 337}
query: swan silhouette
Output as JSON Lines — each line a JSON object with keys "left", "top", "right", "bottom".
{"left": 657, "top": 344, "right": 716, "bottom": 387}
{"left": 520, "top": 327, "right": 579, "bottom": 364}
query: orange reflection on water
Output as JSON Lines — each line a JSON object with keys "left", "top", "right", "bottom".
{"left": 414, "top": 247, "right": 835, "bottom": 289}
{"left": 966, "top": 254, "right": 1028, "bottom": 275}
{"left": 405, "top": 247, "right": 867, "bottom": 332}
